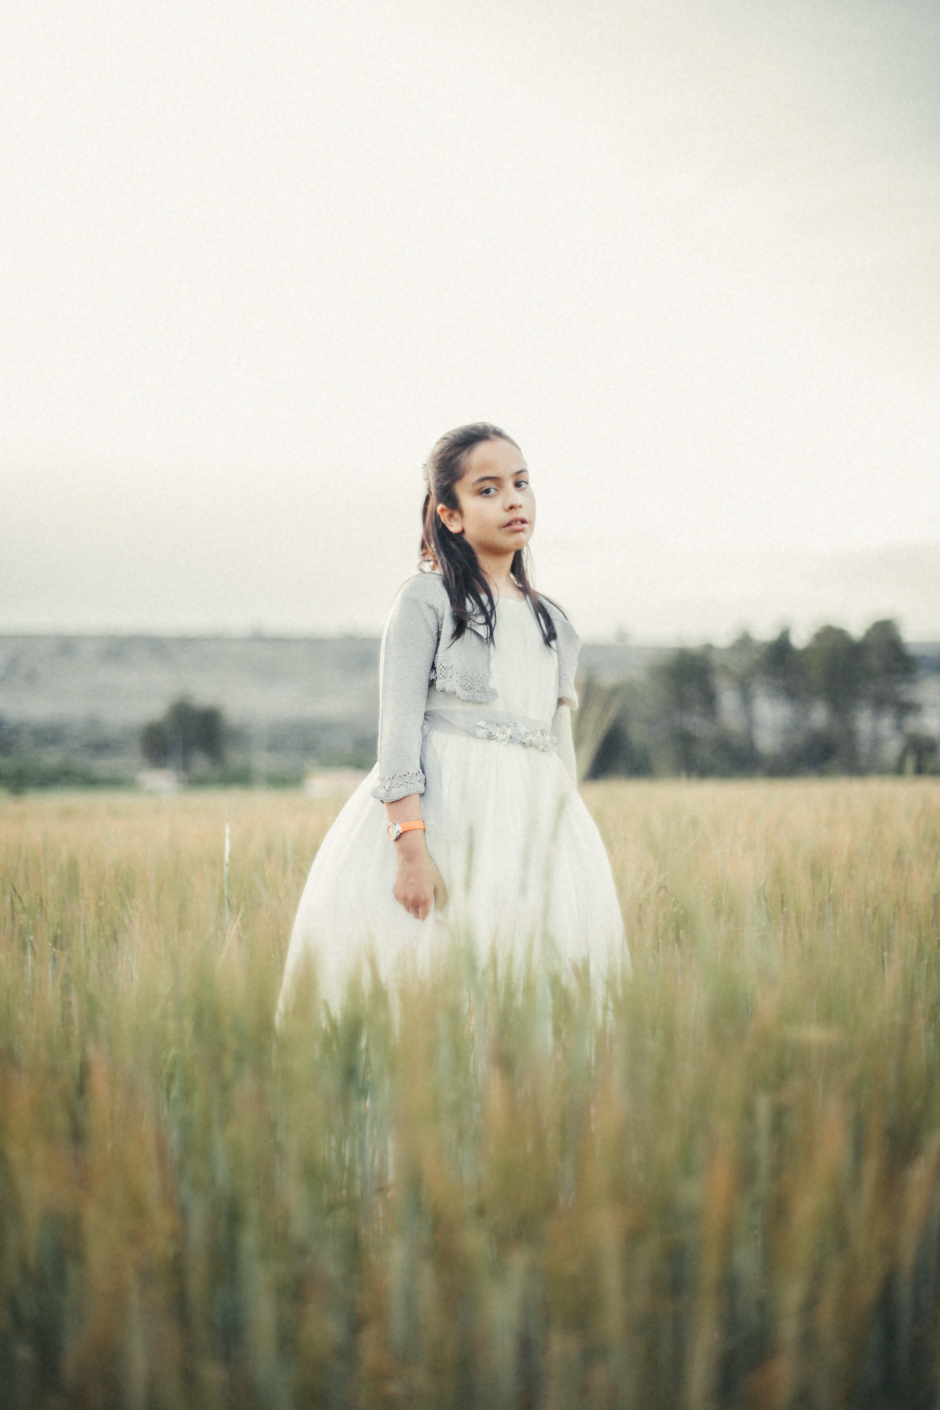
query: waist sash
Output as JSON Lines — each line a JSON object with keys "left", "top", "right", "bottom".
{"left": 423, "top": 707, "right": 557, "bottom": 754}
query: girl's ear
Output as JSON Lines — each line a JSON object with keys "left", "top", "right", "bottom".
{"left": 437, "top": 502, "right": 463, "bottom": 535}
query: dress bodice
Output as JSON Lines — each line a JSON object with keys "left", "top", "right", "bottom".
{"left": 425, "top": 599, "right": 559, "bottom": 723}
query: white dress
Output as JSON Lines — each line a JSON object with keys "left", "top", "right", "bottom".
{"left": 278, "top": 599, "right": 628, "bottom": 1013}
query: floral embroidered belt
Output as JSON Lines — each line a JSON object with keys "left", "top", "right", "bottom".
{"left": 422, "top": 708, "right": 557, "bottom": 754}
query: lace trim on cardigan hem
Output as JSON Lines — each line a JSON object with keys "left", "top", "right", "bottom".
{"left": 370, "top": 770, "right": 426, "bottom": 803}
{"left": 430, "top": 656, "right": 497, "bottom": 704}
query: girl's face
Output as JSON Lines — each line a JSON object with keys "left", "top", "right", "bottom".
{"left": 437, "top": 437, "right": 535, "bottom": 562}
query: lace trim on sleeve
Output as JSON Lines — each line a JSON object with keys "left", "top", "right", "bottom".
{"left": 431, "top": 655, "right": 498, "bottom": 704}
{"left": 370, "top": 769, "right": 426, "bottom": 803}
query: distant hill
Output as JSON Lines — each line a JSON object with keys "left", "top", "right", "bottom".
{"left": 0, "top": 634, "right": 664, "bottom": 732}
{"left": 0, "top": 634, "right": 384, "bottom": 778}
{"left": 0, "top": 634, "right": 381, "bottom": 729}
{"left": 0, "top": 633, "right": 660, "bottom": 780}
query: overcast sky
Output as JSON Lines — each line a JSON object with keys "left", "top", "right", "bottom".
{"left": 2, "top": 0, "right": 938, "bottom": 642}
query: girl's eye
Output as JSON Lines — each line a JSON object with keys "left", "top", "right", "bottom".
{"left": 479, "top": 480, "right": 528, "bottom": 495}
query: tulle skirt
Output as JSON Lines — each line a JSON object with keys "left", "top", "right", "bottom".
{"left": 277, "top": 729, "right": 628, "bottom": 1015}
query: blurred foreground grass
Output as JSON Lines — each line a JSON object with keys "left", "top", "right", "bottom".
{"left": 2, "top": 781, "right": 940, "bottom": 1409}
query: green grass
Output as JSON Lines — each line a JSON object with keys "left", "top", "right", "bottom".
{"left": 2, "top": 780, "right": 940, "bottom": 1408}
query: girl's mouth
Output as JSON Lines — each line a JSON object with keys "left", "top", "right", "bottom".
{"left": 504, "top": 519, "right": 528, "bottom": 530}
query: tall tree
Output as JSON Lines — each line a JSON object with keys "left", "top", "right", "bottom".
{"left": 759, "top": 628, "right": 809, "bottom": 767}
{"left": 650, "top": 647, "right": 718, "bottom": 774}
{"left": 803, "top": 626, "right": 866, "bottom": 772}
{"left": 860, "top": 619, "right": 918, "bottom": 770}
{"left": 719, "top": 632, "right": 761, "bottom": 764}
{"left": 140, "top": 698, "right": 226, "bottom": 776}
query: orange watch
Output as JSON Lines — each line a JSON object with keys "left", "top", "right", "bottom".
{"left": 387, "top": 820, "right": 426, "bottom": 842}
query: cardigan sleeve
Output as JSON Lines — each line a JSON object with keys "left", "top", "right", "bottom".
{"left": 371, "top": 576, "right": 442, "bottom": 803}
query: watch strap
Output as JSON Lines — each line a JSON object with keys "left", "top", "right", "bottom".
{"left": 387, "top": 820, "right": 427, "bottom": 841}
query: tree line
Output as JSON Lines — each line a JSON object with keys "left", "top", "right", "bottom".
{"left": 138, "top": 621, "right": 938, "bottom": 786}
{"left": 581, "top": 619, "right": 939, "bottom": 780}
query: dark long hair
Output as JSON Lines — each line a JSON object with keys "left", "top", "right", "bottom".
{"left": 419, "top": 423, "right": 557, "bottom": 648}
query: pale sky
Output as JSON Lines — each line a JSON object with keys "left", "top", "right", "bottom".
{"left": 2, "top": 0, "right": 938, "bottom": 642}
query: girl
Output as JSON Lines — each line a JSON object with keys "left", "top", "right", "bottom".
{"left": 277, "top": 423, "right": 628, "bottom": 1015}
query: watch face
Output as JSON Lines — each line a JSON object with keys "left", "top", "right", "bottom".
{"left": 387, "top": 822, "right": 402, "bottom": 841}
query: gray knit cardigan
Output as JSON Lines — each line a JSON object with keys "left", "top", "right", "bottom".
{"left": 371, "top": 571, "right": 581, "bottom": 803}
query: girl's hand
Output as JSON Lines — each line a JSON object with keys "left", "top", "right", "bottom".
{"left": 392, "top": 833, "right": 448, "bottom": 920}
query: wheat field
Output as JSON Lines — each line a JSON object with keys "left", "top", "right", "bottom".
{"left": 2, "top": 780, "right": 940, "bottom": 1409}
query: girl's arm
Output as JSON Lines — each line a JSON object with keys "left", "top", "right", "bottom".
{"left": 371, "top": 577, "right": 448, "bottom": 919}
{"left": 384, "top": 794, "right": 447, "bottom": 920}
{"left": 371, "top": 577, "right": 441, "bottom": 803}
{"left": 553, "top": 703, "right": 578, "bottom": 784}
